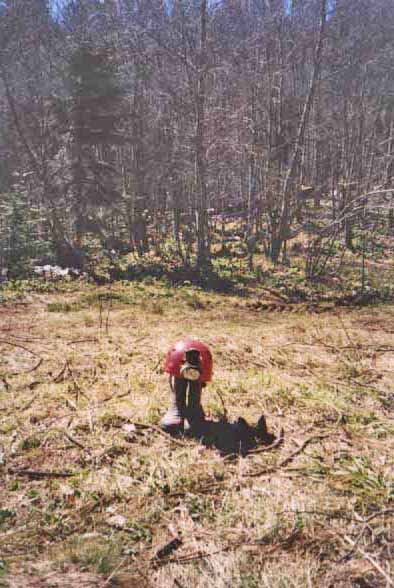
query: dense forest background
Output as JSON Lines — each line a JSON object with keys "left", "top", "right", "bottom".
{"left": 0, "top": 0, "right": 393, "bottom": 285}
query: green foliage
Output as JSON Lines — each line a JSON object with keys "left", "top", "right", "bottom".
{"left": 239, "top": 574, "right": 261, "bottom": 588}
{"left": 122, "top": 522, "right": 152, "bottom": 543}
{"left": 334, "top": 455, "right": 391, "bottom": 500}
{"left": 47, "top": 302, "right": 74, "bottom": 313}
{"left": 67, "top": 44, "right": 125, "bottom": 214}
{"left": 0, "top": 558, "right": 8, "bottom": 580}
{"left": 185, "top": 494, "right": 215, "bottom": 522}
{"left": 20, "top": 436, "right": 41, "bottom": 450}
{"left": 180, "top": 289, "right": 206, "bottom": 309}
{"left": 64, "top": 537, "right": 123, "bottom": 576}
{"left": 0, "top": 510, "right": 16, "bottom": 528}
{"left": 0, "top": 192, "right": 52, "bottom": 279}
{"left": 69, "top": 45, "right": 123, "bottom": 104}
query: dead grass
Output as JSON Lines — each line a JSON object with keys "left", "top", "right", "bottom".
{"left": 1, "top": 281, "right": 394, "bottom": 587}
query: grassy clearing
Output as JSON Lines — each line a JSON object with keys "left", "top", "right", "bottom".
{"left": 1, "top": 281, "right": 394, "bottom": 587}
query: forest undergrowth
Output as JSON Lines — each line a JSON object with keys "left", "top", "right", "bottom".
{"left": 1, "top": 279, "right": 394, "bottom": 587}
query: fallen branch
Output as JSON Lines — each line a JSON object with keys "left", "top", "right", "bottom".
{"left": 0, "top": 339, "right": 44, "bottom": 375}
{"left": 343, "top": 534, "right": 394, "bottom": 587}
{"left": 67, "top": 361, "right": 90, "bottom": 402}
{"left": 249, "top": 434, "right": 329, "bottom": 477}
{"left": 7, "top": 468, "right": 73, "bottom": 480}
{"left": 153, "top": 529, "right": 301, "bottom": 567}
{"left": 0, "top": 339, "right": 41, "bottom": 357}
{"left": 214, "top": 389, "right": 228, "bottom": 421}
{"left": 63, "top": 431, "right": 88, "bottom": 451}
{"left": 336, "top": 313, "right": 362, "bottom": 362}
{"left": 340, "top": 509, "right": 394, "bottom": 560}
{"left": 10, "top": 359, "right": 44, "bottom": 377}
{"left": 277, "top": 508, "right": 355, "bottom": 522}
{"left": 67, "top": 338, "right": 99, "bottom": 346}
{"left": 100, "top": 389, "right": 132, "bottom": 404}
{"left": 152, "top": 356, "right": 164, "bottom": 373}
{"left": 311, "top": 339, "right": 394, "bottom": 354}
{"left": 278, "top": 434, "right": 329, "bottom": 468}
{"left": 132, "top": 422, "right": 189, "bottom": 447}
{"left": 0, "top": 375, "right": 10, "bottom": 392}
{"left": 53, "top": 360, "right": 90, "bottom": 402}
{"left": 19, "top": 393, "right": 39, "bottom": 412}
{"left": 348, "top": 378, "right": 389, "bottom": 398}
{"left": 250, "top": 428, "right": 285, "bottom": 455}
{"left": 22, "top": 357, "right": 43, "bottom": 374}
{"left": 53, "top": 361, "right": 68, "bottom": 383}
{"left": 362, "top": 509, "right": 394, "bottom": 524}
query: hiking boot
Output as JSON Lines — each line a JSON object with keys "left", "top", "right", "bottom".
{"left": 185, "top": 381, "right": 206, "bottom": 433}
{"left": 160, "top": 378, "right": 187, "bottom": 434}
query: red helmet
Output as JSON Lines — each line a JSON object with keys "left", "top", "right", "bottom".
{"left": 164, "top": 339, "right": 213, "bottom": 382}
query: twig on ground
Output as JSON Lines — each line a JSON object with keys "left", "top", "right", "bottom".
{"left": 340, "top": 509, "right": 394, "bottom": 561}
{"left": 133, "top": 422, "right": 190, "bottom": 447}
{"left": 19, "top": 393, "right": 39, "bottom": 411}
{"left": 13, "top": 358, "right": 43, "bottom": 376}
{"left": 311, "top": 339, "right": 394, "bottom": 354}
{"left": 115, "top": 390, "right": 132, "bottom": 400}
{"left": 63, "top": 431, "right": 88, "bottom": 451}
{"left": 7, "top": 468, "right": 73, "bottom": 480}
{"left": 152, "top": 356, "right": 164, "bottom": 373}
{"left": 152, "top": 529, "right": 301, "bottom": 568}
{"left": 53, "top": 361, "right": 68, "bottom": 383}
{"left": 26, "top": 357, "right": 43, "bottom": 372}
{"left": 343, "top": 534, "right": 394, "bottom": 587}
{"left": 337, "top": 313, "right": 356, "bottom": 348}
{"left": 348, "top": 377, "right": 388, "bottom": 397}
{"left": 100, "top": 388, "right": 132, "bottom": 404}
{"left": 249, "top": 428, "right": 285, "bottom": 454}
{"left": 0, "top": 375, "right": 10, "bottom": 391}
{"left": 0, "top": 339, "right": 41, "bottom": 357}
{"left": 67, "top": 361, "right": 83, "bottom": 402}
{"left": 362, "top": 509, "right": 394, "bottom": 525}
{"left": 214, "top": 389, "right": 228, "bottom": 421}
{"left": 67, "top": 338, "right": 99, "bottom": 346}
{"left": 277, "top": 508, "right": 355, "bottom": 522}
{"left": 278, "top": 434, "right": 329, "bottom": 467}
{"left": 103, "top": 555, "right": 130, "bottom": 587}
{"left": 53, "top": 359, "right": 90, "bottom": 402}
{"left": 249, "top": 434, "right": 329, "bottom": 477}
{"left": 0, "top": 339, "right": 44, "bottom": 375}
{"left": 0, "top": 524, "right": 30, "bottom": 541}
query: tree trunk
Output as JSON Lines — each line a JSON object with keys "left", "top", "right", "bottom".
{"left": 195, "top": 0, "right": 210, "bottom": 270}
{"left": 272, "top": 0, "right": 328, "bottom": 263}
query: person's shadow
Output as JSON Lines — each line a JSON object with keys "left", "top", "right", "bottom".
{"left": 186, "top": 414, "right": 282, "bottom": 457}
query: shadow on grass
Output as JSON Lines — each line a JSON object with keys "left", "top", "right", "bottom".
{"left": 95, "top": 253, "right": 254, "bottom": 295}
{"left": 119, "top": 264, "right": 248, "bottom": 295}
{"left": 186, "top": 414, "right": 278, "bottom": 458}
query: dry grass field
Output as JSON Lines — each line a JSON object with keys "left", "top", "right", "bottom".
{"left": 1, "top": 281, "right": 394, "bottom": 587}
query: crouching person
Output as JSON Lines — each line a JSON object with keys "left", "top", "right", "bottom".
{"left": 160, "top": 339, "right": 212, "bottom": 435}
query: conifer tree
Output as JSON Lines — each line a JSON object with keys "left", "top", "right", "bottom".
{"left": 68, "top": 42, "right": 124, "bottom": 244}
